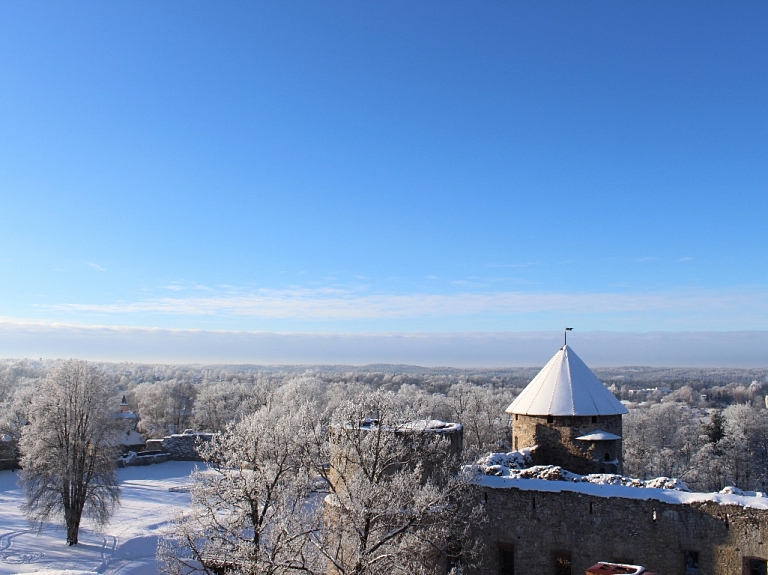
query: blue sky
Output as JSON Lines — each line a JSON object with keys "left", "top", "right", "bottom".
{"left": 0, "top": 2, "right": 767, "bottom": 363}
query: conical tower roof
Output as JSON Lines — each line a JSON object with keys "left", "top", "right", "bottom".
{"left": 506, "top": 345, "right": 627, "bottom": 416}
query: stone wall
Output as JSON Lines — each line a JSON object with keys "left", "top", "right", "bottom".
{"left": 328, "top": 421, "right": 463, "bottom": 490}
{"left": 144, "top": 431, "right": 215, "bottom": 461}
{"left": 512, "top": 414, "right": 623, "bottom": 475}
{"left": 116, "top": 451, "right": 170, "bottom": 467}
{"left": 470, "top": 484, "right": 768, "bottom": 575}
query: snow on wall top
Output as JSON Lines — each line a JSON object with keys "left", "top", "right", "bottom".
{"left": 475, "top": 473, "right": 768, "bottom": 510}
{"left": 506, "top": 345, "right": 628, "bottom": 416}
{"left": 471, "top": 450, "right": 768, "bottom": 510}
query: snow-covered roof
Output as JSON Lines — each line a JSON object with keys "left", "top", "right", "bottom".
{"left": 121, "top": 430, "right": 146, "bottom": 446}
{"left": 506, "top": 345, "right": 628, "bottom": 416}
{"left": 576, "top": 430, "right": 622, "bottom": 441}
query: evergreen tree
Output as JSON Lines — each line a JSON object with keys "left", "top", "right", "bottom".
{"left": 707, "top": 410, "right": 726, "bottom": 445}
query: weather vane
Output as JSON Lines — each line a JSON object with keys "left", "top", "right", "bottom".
{"left": 564, "top": 327, "right": 573, "bottom": 347}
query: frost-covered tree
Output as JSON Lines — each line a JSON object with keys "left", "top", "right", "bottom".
{"left": 158, "top": 402, "right": 319, "bottom": 575}
{"left": 19, "top": 360, "right": 121, "bottom": 545}
{"left": 623, "top": 403, "right": 703, "bottom": 482}
{"left": 0, "top": 382, "right": 35, "bottom": 463}
{"left": 719, "top": 404, "right": 768, "bottom": 491}
{"left": 312, "top": 391, "right": 481, "bottom": 575}
{"left": 443, "top": 383, "right": 514, "bottom": 455}
{"left": 193, "top": 378, "right": 273, "bottom": 432}
{"left": 135, "top": 380, "right": 197, "bottom": 437}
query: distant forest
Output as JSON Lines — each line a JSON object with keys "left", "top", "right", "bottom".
{"left": 3, "top": 358, "right": 768, "bottom": 493}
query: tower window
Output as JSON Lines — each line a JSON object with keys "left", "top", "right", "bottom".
{"left": 684, "top": 551, "right": 699, "bottom": 574}
{"left": 605, "top": 452, "right": 611, "bottom": 461}
{"left": 748, "top": 559, "right": 767, "bottom": 575}
{"left": 515, "top": 414, "right": 518, "bottom": 421}
{"left": 553, "top": 552, "right": 571, "bottom": 575}
{"left": 591, "top": 416, "right": 597, "bottom": 423}
{"left": 547, "top": 415, "right": 553, "bottom": 424}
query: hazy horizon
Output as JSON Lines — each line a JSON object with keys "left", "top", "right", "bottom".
{"left": 2, "top": 320, "right": 766, "bottom": 368}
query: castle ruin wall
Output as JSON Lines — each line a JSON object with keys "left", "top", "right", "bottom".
{"left": 470, "top": 483, "right": 767, "bottom": 575}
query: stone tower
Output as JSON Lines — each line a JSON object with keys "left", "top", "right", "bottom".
{"left": 506, "top": 345, "right": 628, "bottom": 474}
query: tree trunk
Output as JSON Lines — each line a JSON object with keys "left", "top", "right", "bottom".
{"left": 65, "top": 507, "right": 81, "bottom": 545}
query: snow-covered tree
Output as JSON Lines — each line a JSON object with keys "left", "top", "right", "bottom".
{"left": 19, "top": 360, "right": 121, "bottom": 545}
{"left": 159, "top": 388, "right": 481, "bottom": 575}
{"left": 193, "top": 378, "right": 272, "bottom": 432}
{"left": 135, "top": 380, "right": 197, "bottom": 437}
{"left": 623, "top": 403, "right": 705, "bottom": 482}
{"left": 443, "top": 382, "right": 514, "bottom": 455}
{"left": 311, "top": 391, "right": 481, "bottom": 575}
{"left": 158, "top": 402, "right": 319, "bottom": 575}
{"left": 0, "top": 382, "right": 35, "bottom": 463}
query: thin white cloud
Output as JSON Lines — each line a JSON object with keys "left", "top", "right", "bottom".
{"left": 485, "top": 263, "right": 537, "bottom": 269}
{"left": 450, "top": 280, "right": 489, "bottom": 288}
{"left": 42, "top": 286, "right": 768, "bottom": 321}
{"left": 87, "top": 262, "right": 106, "bottom": 271}
{"left": 679, "top": 257, "right": 694, "bottom": 262}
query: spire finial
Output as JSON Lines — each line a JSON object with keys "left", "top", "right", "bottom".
{"left": 564, "top": 327, "right": 573, "bottom": 347}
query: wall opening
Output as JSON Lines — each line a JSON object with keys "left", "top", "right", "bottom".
{"left": 553, "top": 551, "right": 571, "bottom": 575}
{"left": 498, "top": 543, "right": 514, "bottom": 575}
{"left": 592, "top": 416, "right": 597, "bottom": 423}
{"left": 748, "top": 558, "right": 767, "bottom": 575}
{"left": 547, "top": 415, "right": 554, "bottom": 424}
{"left": 684, "top": 550, "right": 699, "bottom": 574}
{"left": 605, "top": 452, "right": 611, "bottom": 461}
{"left": 514, "top": 436, "right": 518, "bottom": 450}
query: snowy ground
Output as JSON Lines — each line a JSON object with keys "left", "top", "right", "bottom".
{"left": 0, "top": 461, "right": 198, "bottom": 575}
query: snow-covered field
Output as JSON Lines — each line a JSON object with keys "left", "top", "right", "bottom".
{"left": 0, "top": 461, "right": 198, "bottom": 575}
